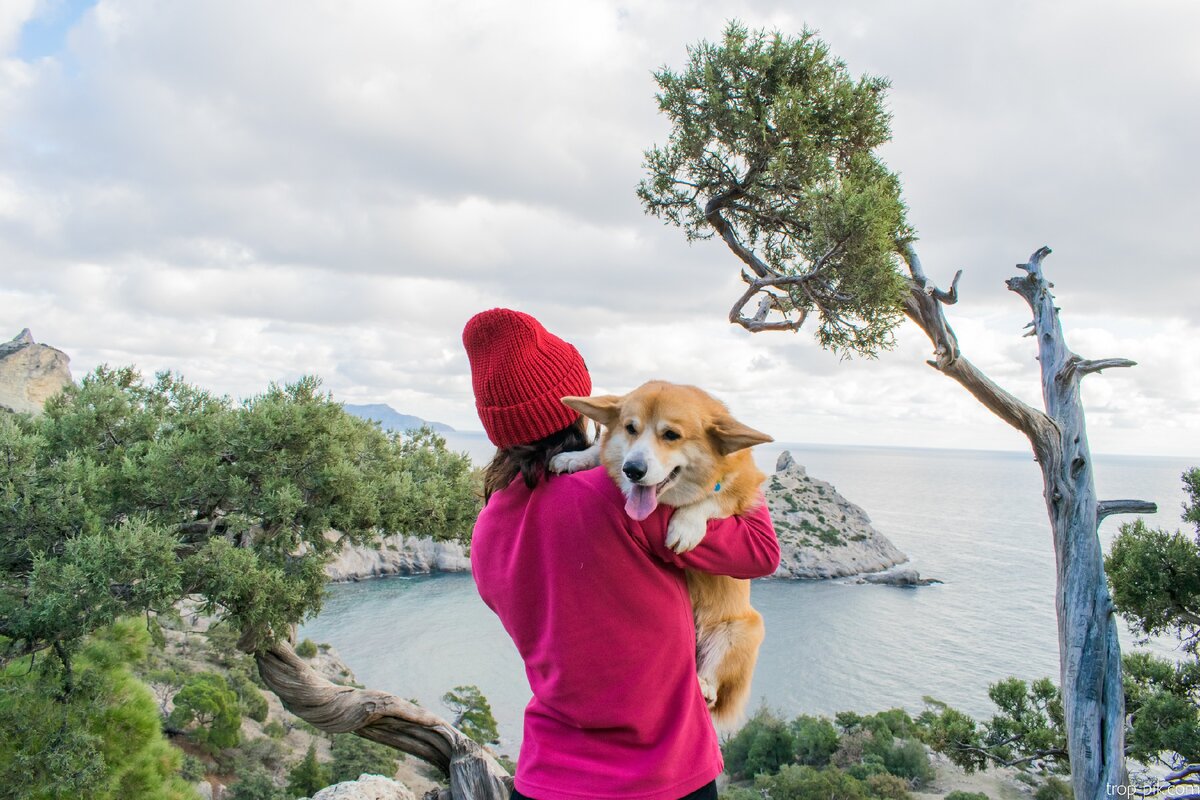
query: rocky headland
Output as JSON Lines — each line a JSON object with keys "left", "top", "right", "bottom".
{"left": 326, "top": 450, "right": 926, "bottom": 585}
{"left": 764, "top": 451, "right": 911, "bottom": 580}
{"left": 0, "top": 328, "right": 72, "bottom": 415}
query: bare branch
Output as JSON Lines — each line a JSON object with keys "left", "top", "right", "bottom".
{"left": 251, "top": 640, "right": 511, "bottom": 799}
{"left": 1097, "top": 499, "right": 1158, "bottom": 522}
{"left": 1078, "top": 358, "right": 1137, "bottom": 375}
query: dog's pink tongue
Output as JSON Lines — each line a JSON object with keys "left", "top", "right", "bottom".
{"left": 625, "top": 483, "right": 659, "bottom": 521}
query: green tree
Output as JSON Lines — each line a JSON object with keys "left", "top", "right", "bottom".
{"left": 754, "top": 764, "right": 869, "bottom": 800}
{"left": 1106, "top": 468, "right": 1200, "bottom": 793}
{"left": 226, "top": 766, "right": 286, "bottom": 800}
{"left": 0, "top": 367, "right": 478, "bottom": 683}
{"left": 441, "top": 685, "right": 499, "bottom": 745}
{"left": 639, "top": 22, "right": 910, "bottom": 357}
{"left": 791, "top": 714, "right": 840, "bottom": 767}
{"left": 168, "top": 672, "right": 243, "bottom": 754}
{"left": 0, "top": 620, "right": 197, "bottom": 800}
{"left": 287, "top": 742, "right": 330, "bottom": 797}
{"left": 329, "top": 733, "right": 401, "bottom": 783}
{"left": 722, "top": 707, "right": 797, "bottom": 779}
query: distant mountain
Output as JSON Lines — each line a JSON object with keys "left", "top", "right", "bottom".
{"left": 342, "top": 403, "right": 454, "bottom": 433}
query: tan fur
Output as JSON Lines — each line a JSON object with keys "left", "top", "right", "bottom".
{"left": 561, "top": 381, "right": 772, "bottom": 729}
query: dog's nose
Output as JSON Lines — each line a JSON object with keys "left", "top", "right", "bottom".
{"left": 622, "top": 460, "right": 647, "bottom": 482}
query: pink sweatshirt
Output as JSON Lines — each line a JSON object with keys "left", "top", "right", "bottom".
{"left": 471, "top": 466, "right": 779, "bottom": 800}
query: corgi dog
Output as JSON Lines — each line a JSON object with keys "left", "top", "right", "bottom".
{"left": 553, "top": 380, "right": 773, "bottom": 728}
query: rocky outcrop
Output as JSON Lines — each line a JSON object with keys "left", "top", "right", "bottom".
{"left": 764, "top": 451, "right": 909, "bottom": 580}
{"left": 309, "top": 775, "right": 416, "bottom": 800}
{"left": 0, "top": 329, "right": 72, "bottom": 415}
{"left": 859, "top": 566, "right": 942, "bottom": 587}
{"left": 324, "top": 534, "right": 470, "bottom": 582}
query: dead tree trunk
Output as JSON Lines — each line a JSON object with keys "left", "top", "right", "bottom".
{"left": 729, "top": 241, "right": 1156, "bottom": 798}
{"left": 902, "top": 244, "right": 1150, "bottom": 799}
{"left": 243, "top": 637, "right": 511, "bottom": 800}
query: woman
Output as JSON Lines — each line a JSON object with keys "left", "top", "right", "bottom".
{"left": 463, "top": 308, "right": 779, "bottom": 800}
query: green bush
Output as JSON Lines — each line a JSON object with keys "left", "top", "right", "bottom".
{"left": 168, "top": 672, "right": 242, "bottom": 754}
{"left": 263, "top": 720, "right": 287, "bottom": 739}
{"left": 723, "top": 708, "right": 797, "bottom": 778}
{"left": 296, "top": 638, "right": 319, "bottom": 658}
{"left": 1035, "top": 777, "right": 1074, "bottom": 800}
{"left": 755, "top": 764, "right": 868, "bottom": 800}
{"left": 0, "top": 620, "right": 197, "bottom": 800}
{"left": 791, "top": 715, "right": 840, "bottom": 767}
{"left": 287, "top": 742, "right": 330, "bottom": 797}
{"left": 876, "top": 738, "right": 933, "bottom": 785}
{"left": 226, "top": 766, "right": 286, "bottom": 800}
{"left": 329, "top": 733, "right": 401, "bottom": 783}
{"left": 945, "top": 792, "right": 991, "bottom": 800}
{"left": 866, "top": 772, "right": 912, "bottom": 799}
{"left": 179, "top": 754, "right": 207, "bottom": 782}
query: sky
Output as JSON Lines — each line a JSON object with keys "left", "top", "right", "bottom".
{"left": 1, "top": 0, "right": 1197, "bottom": 458}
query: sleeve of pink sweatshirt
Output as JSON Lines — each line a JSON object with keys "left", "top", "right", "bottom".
{"left": 634, "top": 493, "right": 780, "bottom": 578}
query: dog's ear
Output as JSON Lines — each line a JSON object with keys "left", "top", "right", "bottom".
{"left": 708, "top": 415, "right": 773, "bottom": 455}
{"left": 561, "top": 395, "right": 622, "bottom": 427}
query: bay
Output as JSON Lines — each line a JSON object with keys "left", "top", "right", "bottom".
{"left": 300, "top": 443, "right": 1195, "bottom": 754}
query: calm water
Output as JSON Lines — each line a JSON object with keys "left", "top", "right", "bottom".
{"left": 300, "top": 443, "right": 1196, "bottom": 755}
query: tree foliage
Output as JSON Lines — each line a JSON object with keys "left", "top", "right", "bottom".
{"left": 168, "top": 672, "right": 242, "bottom": 754}
{"left": 638, "top": 21, "right": 912, "bottom": 356}
{"left": 0, "top": 620, "right": 197, "bottom": 800}
{"left": 1105, "top": 468, "right": 1200, "bottom": 789}
{"left": 441, "top": 684, "right": 499, "bottom": 745}
{"left": 287, "top": 742, "right": 330, "bottom": 797}
{"left": 329, "top": 733, "right": 401, "bottom": 784}
{"left": 0, "top": 367, "right": 479, "bottom": 685}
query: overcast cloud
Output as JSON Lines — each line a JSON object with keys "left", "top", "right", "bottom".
{"left": 1, "top": 0, "right": 1197, "bottom": 457}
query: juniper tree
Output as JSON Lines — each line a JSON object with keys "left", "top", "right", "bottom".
{"left": 640, "top": 22, "right": 1156, "bottom": 797}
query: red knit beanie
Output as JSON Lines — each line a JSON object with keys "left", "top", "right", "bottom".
{"left": 462, "top": 308, "right": 592, "bottom": 448}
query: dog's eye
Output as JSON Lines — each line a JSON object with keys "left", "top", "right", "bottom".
{"left": 662, "top": 429, "right": 681, "bottom": 442}
{"left": 625, "top": 422, "right": 637, "bottom": 436}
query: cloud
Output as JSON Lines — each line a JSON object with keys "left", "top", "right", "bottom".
{"left": 0, "top": 0, "right": 1195, "bottom": 456}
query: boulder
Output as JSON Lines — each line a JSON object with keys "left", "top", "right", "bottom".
{"left": 0, "top": 329, "right": 72, "bottom": 415}
{"left": 860, "top": 566, "right": 942, "bottom": 587}
{"left": 310, "top": 774, "right": 416, "bottom": 800}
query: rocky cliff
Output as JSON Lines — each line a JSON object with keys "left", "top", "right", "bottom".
{"left": 0, "top": 329, "right": 72, "bottom": 415}
{"left": 763, "top": 451, "right": 908, "bottom": 579}
{"left": 326, "top": 451, "right": 911, "bottom": 583}
{"left": 324, "top": 534, "right": 470, "bottom": 582}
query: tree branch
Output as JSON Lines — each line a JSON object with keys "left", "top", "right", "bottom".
{"left": 249, "top": 640, "right": 511, "bottom": 800}
{"left": 1097, "top": 500, "right": 1158, "bottom": 522}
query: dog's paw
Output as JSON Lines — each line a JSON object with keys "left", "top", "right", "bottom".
{"left": 549, "top": 444, "right": 600, "bottom": 474}
{"left": 698, "top": 676, "right": 718, "bottom": 709}
{"left": 666, "top": 510, "right": 707, "bottom": 554}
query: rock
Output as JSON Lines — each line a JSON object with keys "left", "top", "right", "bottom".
{"left": 324, "top": 534, "right": 470, "bottom": 582}
{"left": 309, "top": 774, "right": 416, "bottom": 800}
{"left": 860, "top": 566, "right": 942, "bottom": 587}
{"left": 0, "top": 329, "right": 72, "bottom": 415}
{"left": 194, "top": 781, "right": 214, "bottom": 800}
{"left": 764, "top": 451, "right": 909, "bottom": 580}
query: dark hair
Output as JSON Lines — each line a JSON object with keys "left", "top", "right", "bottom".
{"left": 482, "top": 416, "right": 592, "bottom": 502}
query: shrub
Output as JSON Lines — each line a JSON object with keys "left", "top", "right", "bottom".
{"left": 227, "top": 766, "right": 286, "bottom": 800}
{"left": 329, "top": 733, "right": 401, "bottom": 783}
{"left": 945, "top": 792, "right": 991, "bottom": 800}
{"left": 168, "top": 672, "right": 242, "bottom": 754}
{"left": 262, "top": 720, "right": 287, "bottom": 739}
{"left": 876, "top": 738, "right": 934, "bottom": 785}
{"left": 866, "top": 772, "right": 913, "bottom": 799}
{"left": 179, "top": 754, "right": 207, "bottom": 782}
{"left": 1035, "top": 777, "right": 1074, "bottom": 800}
{"left": 287, "top": 742, "right": 329, "bottom": 797}
{"left": 791, "top": 715, "right": 840, "bottom": 767}
{"left": 755, "top": 764, "right": 869, "bottom": 800}
{"left": 723, "top": 708, "right": 797, "bottom": 778}
{"left": 295, "top": 639, "right": 319, "bottom": 658}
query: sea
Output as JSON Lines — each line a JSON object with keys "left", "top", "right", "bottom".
{"left": 299, "top": 434, "right": 1196, "bottom": 755}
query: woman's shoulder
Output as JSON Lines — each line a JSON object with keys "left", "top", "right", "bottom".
{"left": 546, "top": 464, "right": 624, "bottom": 507}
